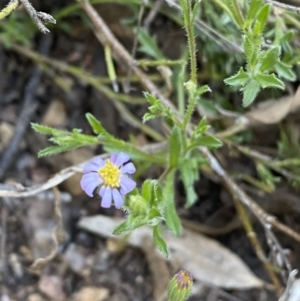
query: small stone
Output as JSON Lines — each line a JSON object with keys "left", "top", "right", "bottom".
{"left": 0, "top": 122, "right": 14, "bottom": 151}
{"left": 63, "top": 243, "right": 88, "bottom": 275}
{"left": 72, "top": 287, "right": 109, "bottom": 301}
{"left": 38, "top": 275, "right": 66, "bottom": 301}
{"left": 42, "top": 99, "right": 67, "bottom": 127}
{"left": 26, "top": 293, "right": 46, "bottom": 301}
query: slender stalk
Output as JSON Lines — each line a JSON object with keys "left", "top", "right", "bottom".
{"left": 0, "top": 0, "right": 20, "bottom": 19}
{"left": 179, "top": 0, "right": 197, "bottom": 83}
{"left": 137, "top": 59, "right": 185, "bottom": 67}
{"left": 179, "top": 0, "right": 198, "bottom": 130}
{"left": 158, "top": 166, "right": 174, "bottom": 184}
{"left": 233, "top": 199, "right": 282, "bottom": 296}
{"left": 104, "top": 44, "right": 118, "bottom": 92}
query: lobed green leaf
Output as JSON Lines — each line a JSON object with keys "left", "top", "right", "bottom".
{"left": 242, "top": 79, "right": 260, "bottom": 107}
{"left": 275, "top": 61, "right": 296, "bottom": 82}
{"left": 224, "top": 67, "right": 250, "bottom": 87}
{"left": 192, "top": 136, "right": 223, "bottom": 149}
{"left": 255, "top": 73, "right": 285, "bottom": 89}
{"left": 260, "top": 46, "right": 281, "bottom": 72}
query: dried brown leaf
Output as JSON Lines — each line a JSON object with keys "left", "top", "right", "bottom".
{"left": 78, "top": 215, "right": 264, "bottom": 290}
{"left": 246, "top": 86, "right": 300, "bottom": 125}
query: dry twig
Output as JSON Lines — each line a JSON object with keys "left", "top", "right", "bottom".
{"left": 1, "top": 0, "right": 56, "bottom": 33}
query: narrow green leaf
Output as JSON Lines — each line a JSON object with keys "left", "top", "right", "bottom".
{"left": 281, "top": 30, "right": 294, "bottom": 43}
{"left": 113, "top": 215, "right": 147, "bottom": 235}
{"left": 192, "top": 136, "right": 223, "bottom": 149}
{"left": 152, "top": 181, "right": 163, "bottom": 206}
{"left": 153, "top": 226, "right": 169, "bottom": 258}
{"left": 143, "top": 92, "right": 174, "bottom": 122}
{"left": 242, "top": 79, "right": 260, "bottom": 107}
{"left": 138, "top": 28, "right": 165, "bottom": 60}
{"left": 260, "top": 46, "right": 281, "bottom": 72}
{"left": 141, "top": 180, "right": 153, "bottom": 202}
{"left": 148, "top": 208, "right": 162, "bottom": 220}
{"left": 31, "top": 123, "right": 67, "bottom": 136}
{"left": 112, "top": 221, "right": 132, "bottom": 235}
{"left": 275, "top": 61, "right": 296, "bottom": 82}
{"left": 164, "top": 171, "right": 182, "bottom": 236}
{"left": 224, "top": 67, "right": 250, "bottom": 87}
{"left": 37, "top": 144, "right": 80, "bottom": 157}
{"left": 168, "top": 126, "right": 182, "bottom": 168}
{"left": 195, "top": 117, "right": 210, "bottom": 135}
{"left": 86, "top": 113, "right": 111, "bottom": 137}
{"left": 191, "top": 0, "right": 201, "bottom": 25}
{"left": 246, "top": 0, "right": 263, "bottom": 22}
{"left": 144, "top": 92, "right": 159, "bottom": 105}
{"left": 147, "top": 208, "right": 163, "bottom": 226}
{"left": 255, "top": 73, "right": 285, "bottom": 89}
{"left": 253, "top": 4, "right": 270, "bottom": 34}
{"left": 196, "top": 85, "right": 211, "bottom": 96}
{"left": 223, "top": 0, "right": 244, "bottom": 28}
{"left": 142, "top": 113, "right": 157, "bottom": 123}
{"left": 104, "top": 143, "right": 165, "bottom": 164}
{"left": 179, "top": 158, "right": 199, "bottom": 207}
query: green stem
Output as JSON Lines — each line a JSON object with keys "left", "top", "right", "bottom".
{"left": 0, "top": 0, "right": 20, "bottom": 19}
{"left": 179, "top": 0, "right": 197, "bottom": 83}
{"left": 137, "top": 59, "right": 185, "bottom": 67}
{"left": 158, "top": 166, "right": 174, "bottom": 184}
{"left": 179, "top": 0, "right": 198, "bottom": 130}
{"left": 182, "top": 94, "right": 196, "bottom": 129}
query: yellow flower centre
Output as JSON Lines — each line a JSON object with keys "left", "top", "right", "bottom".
{"left": 176, "top": 271, "right": 193, "bottom": 289}
{"left": 98, "top": 159, "right": 121, "bottom": 188}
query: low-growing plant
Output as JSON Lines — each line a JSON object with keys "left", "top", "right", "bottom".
{"left": 2, "top": 0, "right": 300, "bottom": 300}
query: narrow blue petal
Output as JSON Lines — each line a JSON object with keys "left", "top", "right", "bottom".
{"left": 121, "top": 162, "right": 136, "bottom": 174}
{"left": 82, "top": 182, "right": 97, "bottom": 197}
{"left": 114, "top": 152, "right": 130, "bottom": 167}
{"left": 80, "top": 173, "right": 102, "bottom": 196}
{"left": 101, "top": 187, "right": 112, "bottom": 208}
{"left": 120, "top": 176, "right": 136, "bottom": 195}
{"left": 99, "top": 186, "right": 106, "bottom": 197}
{"left": 112, "top": 188, "right": 124, "bottom": 208}
{"left": 110, "top": 153, "right": 117, "bottom": 164}
{"left": 83, "top": 157, "right": 105, "bottom": 172}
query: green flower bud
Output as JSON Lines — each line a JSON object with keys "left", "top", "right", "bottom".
{"left": 184, "top": 80, "right": 197, "bottom": 93}
{"left": 128, "top": 195, "right": 148, "bottom": 214}
{"left": 167, "top": 270, "right": 193, "bottom": 301}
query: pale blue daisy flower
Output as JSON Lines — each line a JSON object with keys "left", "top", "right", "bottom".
{"left": 80, "top": 152, "right": 136, "bottom": 208}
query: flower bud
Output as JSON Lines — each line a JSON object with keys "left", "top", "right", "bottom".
{"left": 184, "top": 80, "right": 197, "bottom": 93}
{"left": 128, "top": 195, "right": 148, "bottom": 214}
{"left": 167, "top": 270, "right": 193, "bottom": 301}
